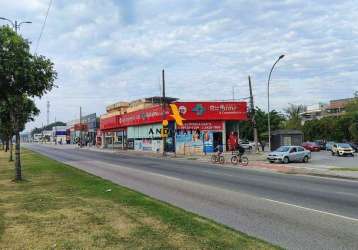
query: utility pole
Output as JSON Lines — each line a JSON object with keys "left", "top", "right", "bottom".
{"left": 46, "top": 101, "right": 50, "bottom": 126}
{"left": 41, "top": 122, "right": 44, "bottom": 144}
{"left": 162, "top": 69, "right": 167, "bottom": 156}
{"left": 248, "top": 76, "right": 259, "bottom": 153}
{"left": 79, "top": 106, "right": 82, "bottom": 148}
{"left": 54, "top": 116, "right": 57, "bottom": 145}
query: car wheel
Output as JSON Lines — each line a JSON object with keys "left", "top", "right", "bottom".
{"left": 303, "top": 156, "right": 309, "bottom": 163}
{"left": 269, "top": 160, "right": 274, "bottom": 164}
{"left": 248, "top": 146, "right": 252, "bottom": 151}
{"left": 331, "top": 151, "right": 335, "bottom": 156}
{"left": 283, "top": 157, "right": 289, "bottom": 164}
{"left": 352, "top": 154, "right": 355, "bottom": 157}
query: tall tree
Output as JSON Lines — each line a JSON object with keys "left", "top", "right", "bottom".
{"left": 240, "top": 107, "right": 285, "bottom": 143}
{"left": 284, "top": 104, "right": 305, "bottom": 129}
{"left": 0, "top": 100, "right": 13, "bottom": 158}
{"left": 0, "top": 26, "right": 57, "bottom": 181}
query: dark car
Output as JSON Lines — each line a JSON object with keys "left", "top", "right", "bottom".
{"left": 302, "top": 142, "right": 321, "bottom": 152}
{"left": 314, "top": 140, "right": 326, "bottom": 150}
{"left": 348, "top": 142, "right": 358, "bottom": 152}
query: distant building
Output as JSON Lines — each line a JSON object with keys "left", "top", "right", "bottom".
{"left": 67, "top": 113, "right": 98, "bottom": 145}
{"left": 20, "top": 132, "right": 31, "bottom": 143}
{"left": 325, "top": 98, "right": 356, "bottom": 117}
{"left": 100, "top": 96, "right": 248, "bottom": 155}
{"left": 52, "top": 126, "right": 68, "bottom": 144}
{"left": 271, "top": 130, "right": 304, "bottom": 151}
{"left": 300, "top": 97, "right": 357, "bottom": 124}
{"left": 300, "top": 103, "right": 327, "bottom": 124}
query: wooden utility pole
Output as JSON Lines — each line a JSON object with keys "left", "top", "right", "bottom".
{"left": 248, "top": 76, "right": 259, "bottom": 153}
{"left": 79, "top": 106, "right": 82, "bottom": 148}
{"left": 162, "top": 69, "right": 166, "bottom": 156}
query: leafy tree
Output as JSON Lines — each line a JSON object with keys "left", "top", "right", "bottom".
{"left": 284, "top": 104, "right": 305, "bottom": 129}
{"left": 0, "top": 26, "right": 57, "bottom": 181}
{"left": 349, "top": 113, "right": 358, "bottom": 142}
{"left": 0, "top": 101, "right": 13, "bottom": 157}
{"left": 240, "top": 107, "right": 285, "bottom": 146}
{"left": 345, "top": 98, "right": 358, "bottom": 114}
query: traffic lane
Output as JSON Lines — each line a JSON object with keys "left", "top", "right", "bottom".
{"left": 22, "top": 144, "right": 358, "bottom": 250}
{"left": 26, "top": 144, "right": 358, "bottom": 193}
{"left": 25, "top": 144, "right": 358, "bottom": 219}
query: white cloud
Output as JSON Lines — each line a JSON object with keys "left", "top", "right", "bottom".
{"left": 1, "top": 0, "right": 357, "bottom": 130}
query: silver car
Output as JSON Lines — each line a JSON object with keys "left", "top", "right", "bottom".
{"left": 267, "top": 146, "right": 311, "bottom": 164}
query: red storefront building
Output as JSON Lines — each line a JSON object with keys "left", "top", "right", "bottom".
{"left": 100, "top": 98, "right": 247, "bottom": 155}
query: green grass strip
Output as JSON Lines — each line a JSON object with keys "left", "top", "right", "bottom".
{"left": 0, "top": 148, "right": 280, "bottom": 249}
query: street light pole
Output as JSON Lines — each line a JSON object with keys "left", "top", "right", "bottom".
{"left": 0, "top": 17, "right": 32, "bottom": 33}
{"left": 267, "top": 54, "right": 285, "bottom": 152}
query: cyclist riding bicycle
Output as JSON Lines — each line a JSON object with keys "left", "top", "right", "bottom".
{"left": 237, "top": 144, "right": 245, "bottom": 156}
{"left": 215, "top": 144, "right": 224, "bottom": 156}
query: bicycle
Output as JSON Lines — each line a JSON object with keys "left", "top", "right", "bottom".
{"left": 211, "top": 153, "right": 225, "bottom": 164}
{"left": 230, "top": 151, "right": 248, "bottom": 166}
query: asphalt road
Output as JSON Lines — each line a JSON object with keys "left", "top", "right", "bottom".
{"left": 24, "top": 144, "right": 358, "bottom": 250}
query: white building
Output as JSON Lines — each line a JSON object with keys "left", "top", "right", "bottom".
{"left": 52, "top": 126, "right": 68, "bottom": 144}
{"left": 299, "top": 103, "right": 327, "bottom": 124}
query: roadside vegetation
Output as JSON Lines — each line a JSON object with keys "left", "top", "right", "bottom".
{"left": 0, "top": 148, "right": 278, "bottom": 249}
{"left": 0, "top": 26, "right": 57, "bottom": 181}
{"left": 239, "top": 96, "right": 358, "bottom": 144}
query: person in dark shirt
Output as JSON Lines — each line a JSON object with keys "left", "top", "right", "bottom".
{"left": 215, "top": 144, "right": 223, "bottom": 157}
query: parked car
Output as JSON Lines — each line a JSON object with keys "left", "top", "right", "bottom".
{"left": 302, "top": 142, "right": 321, "bottom": 152}
{"left": 325, "top": 141, "right": 335, "bottom": 151}
{"left": 314, "top": 140, "right": 326, "bottom": 150}
{"left": 267, "top": 146, "right": 311, "bottom": 164}
{"left": 239, "top": 140, "right": 260, "bottom": 151}
{"left": 348, "top": 142, "right": 358, "bottom": 152}
{"left": 331, "top": 143, "right": 355, "bottom": 156}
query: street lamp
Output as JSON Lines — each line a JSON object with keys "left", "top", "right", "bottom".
{"left": 267, "top": 54, "right": 285, "bottom": 152}
{"left": 0, "top": 17, "right": 32, "bottom": 33}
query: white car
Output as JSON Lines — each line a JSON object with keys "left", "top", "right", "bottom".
{"left": 331, "top": 143, "right": 355, "bottom": 157}
{"left": 267, "top": 146, "right": 311, "bottom": 164}
{"left": 239, "top": 140, "right": 260, "bottom": 150}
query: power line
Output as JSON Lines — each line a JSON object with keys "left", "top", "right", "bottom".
{"left": 35, "top": 0, "right": 53, "bottom": 54}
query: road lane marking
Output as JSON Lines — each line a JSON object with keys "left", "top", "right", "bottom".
{"left": 262, "top": 197, "right": 358, "bottom": 222}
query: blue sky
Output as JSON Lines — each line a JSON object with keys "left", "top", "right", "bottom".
{"left": 1, "top": 0, "right": 358, "bottom": 130}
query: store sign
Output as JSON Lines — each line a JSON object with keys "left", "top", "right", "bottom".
{"left": 178, "top": 121, "right": 223, "bottom": 131}
{"left": 100, "top": 101, "right": 247, "bottom": 131}
{"left": 74, "top": 123, "right": 88, "bottom": 131}
{"left": 175, "top": 102, "right": 247, "bottom": 121}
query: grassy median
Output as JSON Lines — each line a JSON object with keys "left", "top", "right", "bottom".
{"left": 0, "top": 149, "right": 278, "bottom": 249}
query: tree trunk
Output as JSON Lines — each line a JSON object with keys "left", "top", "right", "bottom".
{"left": 15, "top": 132, "right": 22, "bottom": 181}
{"left": 0, "top": 140, "right": 4, "bottom": 151}
{"left": 9, "top": 137, "right": 13, "bottom": 162}
{"left": 5, "top": 139, "right": 9, "bottom": 152}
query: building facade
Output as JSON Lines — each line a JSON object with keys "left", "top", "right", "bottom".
{"left": 67, "top": 113, "right": 98, "bottom": 145}
{"left": 100, "top": 98, "right": 248, "bottom": 155}
{"left": 300, "top": 97, "right": 357, "bottom": 124}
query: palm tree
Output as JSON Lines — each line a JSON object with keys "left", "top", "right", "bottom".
{"left": 284, "top": 104, "right": 305, "bottom": 129}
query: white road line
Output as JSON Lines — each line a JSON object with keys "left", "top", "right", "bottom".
{"left": 262, "top": 197, "right": 358, "bottom": 222}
